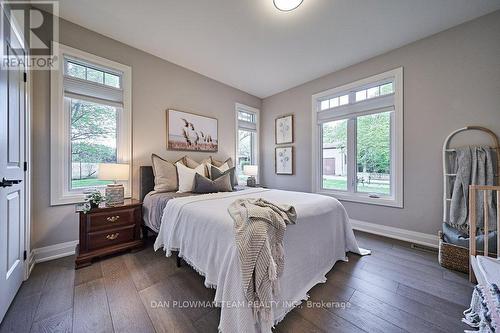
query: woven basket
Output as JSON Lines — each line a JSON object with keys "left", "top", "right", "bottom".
{"left": 438, "top": 231, "right": 469, "bottom": 273}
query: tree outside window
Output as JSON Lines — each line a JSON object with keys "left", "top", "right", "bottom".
{"left": 70, "top": 98, "right": 118, "bottom": 189}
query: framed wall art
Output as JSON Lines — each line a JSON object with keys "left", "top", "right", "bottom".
{"left": 166, "top": 109, "right": 218, "bottom": 152}
{"left": 275, "top": 114, "right": 293, "bottom": 144}
{"left": 275, "top": 146, "right": 293, "bottom": 175}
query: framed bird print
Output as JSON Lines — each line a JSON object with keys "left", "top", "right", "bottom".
{"left": 275, "top": 114, "right": 293, "bottom": 144}
{"left": 166, "top": 109, "right": 218, "bottom": 152}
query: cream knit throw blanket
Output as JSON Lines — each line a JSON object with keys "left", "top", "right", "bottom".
{"left": 228, "top": 198, "right": 297, "bottom": 327}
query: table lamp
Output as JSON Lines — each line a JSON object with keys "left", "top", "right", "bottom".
{"left": 98, "top": 163, "right": 129, "bottom": 205}
{"left": 243, "top": 165, "right": 258, "bottom": 187}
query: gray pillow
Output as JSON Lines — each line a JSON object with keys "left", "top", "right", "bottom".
{"left": 193, "top": 173, "right": 233, "bottom": 193}
{"left": 211, "top": 165, "right": 237, "bottom": 188}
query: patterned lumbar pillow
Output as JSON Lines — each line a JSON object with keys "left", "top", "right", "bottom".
{"left": 211, "top": 165, "right": 237, "bottom": 188}
{"left": 193, "top": 173, "right": 233, "bottom": 193}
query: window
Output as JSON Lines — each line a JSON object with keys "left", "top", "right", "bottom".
{"left": 51, "top": 43, "right": 132, "bottom": 205}
{"left": 322, "top": 119, "right": 348, "bottom": 191}
{"left": 312, "top": 68, "right": 403, "bottom": 207}
{"left": 355, "top": 82, "right": 394, "bottom": 102}
{"left": 66, "top": 59, "right": 121, "bottom": 88}
{"left": 235, "top": 104, "right": 260, "bottom": 184}
{"left": 320, "top": 94, "right": 349, "bottom": 111}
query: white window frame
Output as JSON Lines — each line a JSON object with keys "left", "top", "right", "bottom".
{"left": 235, "top": 103, "right": 260, "bottom": 183}
{"left": 50, "top": 43, "right": 132, "bottom": 205}
{"left": 311, "top": 67, "right": 403, "bottom": 208}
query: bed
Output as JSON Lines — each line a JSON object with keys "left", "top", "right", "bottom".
{"left": 139, "top": 166, "right": 364, "bottom": 333}
{"left": 140, "top": 166, "right": 248, "bottom": 234}
{"left": 464, "top": 185, "right": 500, "bottom": 332}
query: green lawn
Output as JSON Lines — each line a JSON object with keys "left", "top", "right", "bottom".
{"left": 323, "top": 178, "right": 390, "bottom": 195}
{"left": 71, "top": 178, "right": 109, "bottom": 188}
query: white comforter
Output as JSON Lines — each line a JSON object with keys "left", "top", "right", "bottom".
{"left": 154, "top": 188, "right": 362, "bottom": 333}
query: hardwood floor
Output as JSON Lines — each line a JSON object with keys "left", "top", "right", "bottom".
{"left": 0, "top": 231, "right": 473, "bottom": 333}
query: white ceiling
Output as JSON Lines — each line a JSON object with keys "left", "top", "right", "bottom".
{"left": 56, "top": 0, "right": 500, "bottom": 98}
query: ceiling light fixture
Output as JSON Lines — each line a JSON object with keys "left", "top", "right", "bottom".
{"left": 273, "top": 0, "right": 303, "bottom": 11}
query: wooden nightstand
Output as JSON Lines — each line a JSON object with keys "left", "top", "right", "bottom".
{"left": 75, "top": 199, "right": 144, "bottom": 269}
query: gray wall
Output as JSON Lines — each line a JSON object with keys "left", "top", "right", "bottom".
{"left": 261, "top": 11, "right": 500, "bottom": 236}
{"left": 32, "top": 18, "right": 261, "bottom": 249}
{"left": 33, "top": 11, "right": 500, "bottom": 249}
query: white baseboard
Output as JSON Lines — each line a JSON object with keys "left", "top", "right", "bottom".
{"left": 33, "top": 240, "right": 79, "bottom": 264}
{"left": 350, "top": 219, "right": 438, "bottom": 248}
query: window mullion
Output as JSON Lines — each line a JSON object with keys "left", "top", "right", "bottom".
{"left": 348, "top": 91, "right": 355, "bottom": 104}
{"left": 346, "top": 117, "right": 356, "bottom": 193}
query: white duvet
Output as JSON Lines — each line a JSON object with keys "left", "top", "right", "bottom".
{"left": 154, "top": 188, "right": 362, "bottom": 333}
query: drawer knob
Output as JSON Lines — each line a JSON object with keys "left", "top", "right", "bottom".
{"left": 106, "top": 233, "right": 119, "bottom": 240}
{"left": 106, "top": 215, "right": 120, "bottom": 222}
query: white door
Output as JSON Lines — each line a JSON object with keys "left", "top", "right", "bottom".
{"left": 0, "top": 9, "right": 27, "bottom": 323}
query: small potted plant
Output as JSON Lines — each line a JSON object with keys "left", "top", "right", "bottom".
{"left": 82, "top": 190, "right": 107, "bottom": 213}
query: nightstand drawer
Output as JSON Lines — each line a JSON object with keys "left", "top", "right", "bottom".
{"left": 76, "top": 199, "right": 143, "bottom": 269}
{"left": 87, "top": 225, "right": 135, "bottom": 251}
{"left": 87, "top": 207, "right": 138, "bottom": 231}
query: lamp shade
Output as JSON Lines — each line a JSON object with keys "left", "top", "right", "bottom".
{"left": 98, "top": 163, "right": 129, "bottom": 181}
{"left": 243, "top": 165, "right": 259, "bottom": 177}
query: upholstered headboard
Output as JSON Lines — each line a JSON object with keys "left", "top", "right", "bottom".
{"left": 139, "top": 166, "right": 155, "bottom": 201}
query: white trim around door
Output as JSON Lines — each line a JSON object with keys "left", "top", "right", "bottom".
{"left": 24, "top": 58, "right": 33, "bottom": 280}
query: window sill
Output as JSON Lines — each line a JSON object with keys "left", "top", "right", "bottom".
{"left": 316, "top": 190, "right": 403, "bottom": 208}
{"left": 50, "top": 191, "right": 131, "bottom": 206}
{"left": 51, "top": 193, "right": 87, "bottom": 206}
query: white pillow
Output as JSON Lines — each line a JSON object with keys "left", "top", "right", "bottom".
{"left": 206, "top": 162, "right": 230, "bottom": 178}
{"left": 176, "top": 162, "right": 207, "bottom": 193}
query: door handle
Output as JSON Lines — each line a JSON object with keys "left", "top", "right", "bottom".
{"left": 0, "top": 178, "right": 23, "bottom": 187}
